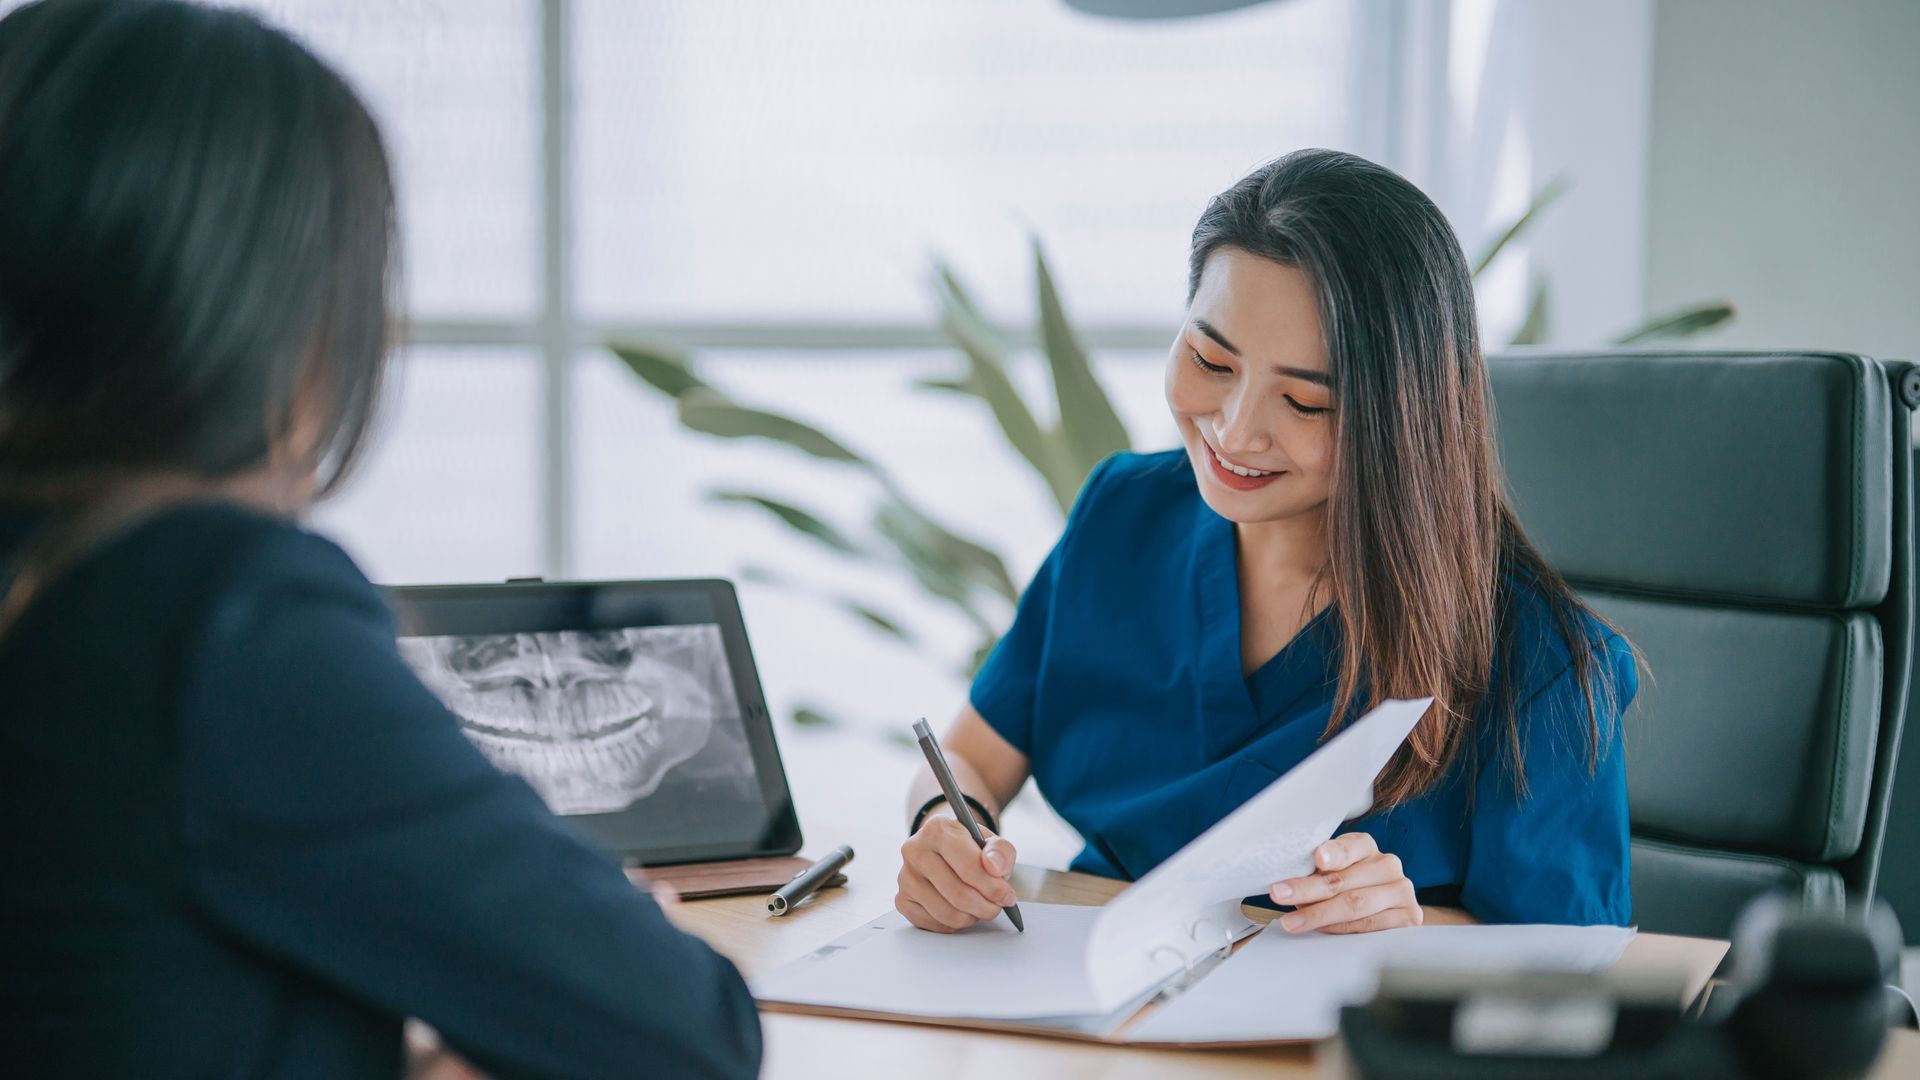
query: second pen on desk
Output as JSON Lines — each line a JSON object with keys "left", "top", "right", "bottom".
{"left": 911, "top": 718, "right": 1025, "bottom": 933}
{"left": 768, "top": 845, "right": 854, "bottom": 916}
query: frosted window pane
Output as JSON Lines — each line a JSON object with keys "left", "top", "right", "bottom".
{"left": 313, "top": 348, "right": 542, "bottom": 585}
{"left": 577, "top": 0, "right": 1357, "bottom": 325}
{"left": 230, "top": 0, "right": 539, "bottom": 319}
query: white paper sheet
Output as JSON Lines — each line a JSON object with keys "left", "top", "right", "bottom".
{"left": 752, "top": 697, "right": 1434, "bottom": 1030}
{"left": 750, "top": 903, "right": 1114, "bottom": 1021}
{"left": 1085, "top": 696, "right": 1433, "bottom": 1009}
{"left": 1124, "top": 922, "right": 1637, "bottom": 1044}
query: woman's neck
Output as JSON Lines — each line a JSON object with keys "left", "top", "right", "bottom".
{"left": 109, "top": 465, "right": 312, "bottom": 521}
{"left": 1234, "top": 509, "right": 1331, "bottom": 590}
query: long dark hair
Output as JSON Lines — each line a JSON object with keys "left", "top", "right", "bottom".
{"left": 0, "top": 0, "right": 395, "bottom": 632}
{"left": 1188, "top": 148, "right": 1620, "bottom": 805}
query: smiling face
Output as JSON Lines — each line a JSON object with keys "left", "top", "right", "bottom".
{"left": 1165, "top": 247, "right": 1335, "bottom": 526}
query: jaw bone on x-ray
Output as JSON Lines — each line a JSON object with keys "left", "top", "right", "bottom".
{"left": 399, "top": 624, "right": 745, "bottom": 816}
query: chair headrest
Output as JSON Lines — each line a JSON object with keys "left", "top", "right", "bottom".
{"left": 1488, "top": 350, "right": 1894, "bottom": 609}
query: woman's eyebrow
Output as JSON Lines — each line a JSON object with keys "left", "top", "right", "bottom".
{"left": 1274, "top": 366, "right": 1331, "bottom": 386}
{"left": 1192, "top": 319, "right": 1240, "bottom": 356}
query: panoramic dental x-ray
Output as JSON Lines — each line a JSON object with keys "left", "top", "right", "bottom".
{"left": 398, "top": 624, "right": 747, "bottom": 816}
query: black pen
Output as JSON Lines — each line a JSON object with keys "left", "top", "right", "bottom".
{"left": 767, "top": 845, "right": 854, "bottom": 916}
{"left": 912, "top": 718, "right": 1025, "bottom": 932}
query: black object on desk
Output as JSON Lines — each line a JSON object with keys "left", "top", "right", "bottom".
{"left": 767, "top": 845, "right": 855, "bottom": 916}
{"left": 911, "top": 718, "right": 1025, "bottom": 933}
{"left": 1338, "top": 892, "right": 1905, "bottom": 1079}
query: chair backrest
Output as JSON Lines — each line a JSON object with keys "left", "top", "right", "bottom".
{"left": 1487, "top": 350, "right": 1916, "bottom": 939}
{"left": 1879, "top": 464, "right": 1920, "bottom": 944}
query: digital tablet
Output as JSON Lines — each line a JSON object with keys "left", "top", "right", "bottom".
{"left": 383, "top": 578, "right": 803, "bottom": 866}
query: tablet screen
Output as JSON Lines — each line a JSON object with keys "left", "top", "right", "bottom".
{"left": 387, "top": 580, "right": 802, "bottom": 865}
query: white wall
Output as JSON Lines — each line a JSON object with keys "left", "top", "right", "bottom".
{"left": 1409, "top": 0, "right": 1919, "bottom": 358}
{"left": 1396, "top": 0, "right": 1657, "bottom": 347}
{"left": 1644, "top": 0, "right": 1920, "bottom": 363}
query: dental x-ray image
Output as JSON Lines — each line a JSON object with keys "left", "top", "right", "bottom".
{"left": 398, "top": 624, "right": 757, "bottom": 817}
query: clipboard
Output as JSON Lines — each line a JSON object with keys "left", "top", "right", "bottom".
{"left": 753, "top": 904, "right": 1275, "bottom": 1047}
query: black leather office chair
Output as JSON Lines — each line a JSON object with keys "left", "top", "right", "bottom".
{"left": 1487, "top": 350, "right": 1916, "bottom": 940}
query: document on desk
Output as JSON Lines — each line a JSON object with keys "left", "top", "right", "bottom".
{"left": 1124, "top": 922, "right": 1636, "bottom": 1045}
{"left": 752, "top": 902, "right": 1136, "bottom": 1026}
{"left": 753, "top": 696, "right": 1433, "bottom": 1031}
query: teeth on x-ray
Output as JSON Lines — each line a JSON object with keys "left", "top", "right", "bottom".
{"left": 398, "top": 624, "right": 741, "bottom": 816}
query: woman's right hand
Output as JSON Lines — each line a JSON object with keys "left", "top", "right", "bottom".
{"left": 895, "top": 812, "right": 1019, "bottom": 932}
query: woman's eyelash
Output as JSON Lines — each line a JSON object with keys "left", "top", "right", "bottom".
{"left": 1189, "top": 350, "right": 1330, "bottom": 415}
{"left": 1189, "top": 351, "right": 1230, "bottom": 375}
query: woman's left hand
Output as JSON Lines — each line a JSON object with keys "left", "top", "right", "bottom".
{"left": 1267, "top": 832, "right": 1421, "bottom": 934}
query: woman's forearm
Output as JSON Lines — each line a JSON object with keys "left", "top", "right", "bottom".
{"left": 903, "top": 706, "right": 1030, "bottom": 831}
{"left": 905, "top": 752, "right": 1001, "bottom": 828}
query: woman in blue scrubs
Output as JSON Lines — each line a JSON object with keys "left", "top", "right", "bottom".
{"left": 897, "top": 148, "right": 1637, "bottom": 935}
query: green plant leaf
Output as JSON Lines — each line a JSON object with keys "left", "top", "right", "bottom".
{"left": 737, "top": 562, "right": 918, "bottom": 647}
{"left": 848, "top": 605, "right": 914, "bottom": 642}
{"left": 871, "top": 505, "right": 973, "bottom": 610}
{"left": 932, "top": 261, "right": 1000, "bottom": 345}
{"left": 1509, "top": 278, "right": 1550, "bottom": 346}
{"left": 1612, "top": 301, "right": 1737, "bottom": 345}
{"left": 930, "top": 260, "right": 1073, "bottom": 512}
{"left": 877, "top": 493, "right": 1019, "bottom": 604}
{"left": 870, "top": 500, "right": 1005, "bottom": 633}
{"left": 1471, "top": 177, "right": 1570, "bottom": 279}
{"left": 607, "top": 338, "right": 711, "bottom": 400}
{"left": 792, "top": 705, "right": 838, "bottom": 729}
{"left": 1032, "top": 238, "right": 1132, "bottom": 476}
{"left": 708, "top": 491, "right": 863, "bottom": 556}
{"left": 677, "top": 388, "right": 872, "bottom": 467}
{"left": 914, "top": 377, "right": 972, "bottom": 395}
{"left": 737, "top": 564, "right": 782, "bottom": 585}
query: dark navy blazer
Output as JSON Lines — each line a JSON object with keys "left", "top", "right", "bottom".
{"left": 0, "top": 502, "right": 760, "bottom": 1078}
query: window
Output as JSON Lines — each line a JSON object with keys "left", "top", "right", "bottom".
{"left": 235, "top": 0, "right": 1383, "bottom": 585}
{"left": 574, "top": 0, "right": 1362, "bottom": 324}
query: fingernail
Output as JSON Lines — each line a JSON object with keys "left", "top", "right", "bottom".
{"left": 1282, "top": 914, "right": 1304, "bottom": 932}
{"left": 1271, "top": 883, "right": 1294, "bottom": 901}
{"left": 988, "top": 851, "right": 1010, "bottom": 874}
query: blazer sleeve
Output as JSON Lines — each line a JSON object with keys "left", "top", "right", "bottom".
{"left": 171, "top": 527, "right": 760, "bottom": 1080}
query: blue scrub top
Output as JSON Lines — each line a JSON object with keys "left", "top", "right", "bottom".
{"left": 970, "top": 450, "right": 1636, "bottom": 926}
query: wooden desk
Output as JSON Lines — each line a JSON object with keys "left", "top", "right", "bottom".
{"left": 670, "top": 829, "right": 1736, "bottom": 1079}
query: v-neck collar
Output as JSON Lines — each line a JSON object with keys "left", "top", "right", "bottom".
{"left": 1192, "top": 499, "right": 1340, "bottom": 758}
